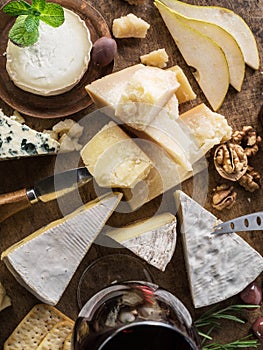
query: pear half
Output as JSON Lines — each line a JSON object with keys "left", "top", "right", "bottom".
{"left": 155, "top": 0, "right": 229, "bottom": 111}
{"left": 159, "top": 0, "right": 259, "bottom": 70}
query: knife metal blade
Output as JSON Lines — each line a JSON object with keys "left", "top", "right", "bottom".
{"left": 28, "top": 167, "right": 92, "bottom": 203}
{"left": 212, "top": 211, "right": 263, "bottom": 234}
{"left": 0, "top": 167, "right": 92, "bottom": 222}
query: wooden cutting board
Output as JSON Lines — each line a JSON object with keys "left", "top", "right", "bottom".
{"left": 0, "top": 0, "right": 262, "bottom": 348}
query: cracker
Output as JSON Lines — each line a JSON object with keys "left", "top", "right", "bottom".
{"left": 4, "top": 304, "right": 72, "bottom": 350}
{"left": 36, "top": 320, "right": 74, "bottom": 350}
{"left": 63, "top": 333, "right": 73, "bottom": 350}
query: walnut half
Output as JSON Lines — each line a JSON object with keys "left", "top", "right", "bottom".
{"left": 238, "top": 166, "right": 261, "bottom": 192}
{"left": 212, "top": 184, "right": 237, "bottom": 211}
{"left": 214, "top": 143, "right": 248, "bottom": 181}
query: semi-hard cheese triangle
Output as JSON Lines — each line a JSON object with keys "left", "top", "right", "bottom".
{"left": 174, "top": 190, "right": 263, "bottom": 308}
{"left": 106, "top": 213, "right": 177, "bottom": 271}
{"left": 1, "top": 193, "right": 122, "bottom": 305}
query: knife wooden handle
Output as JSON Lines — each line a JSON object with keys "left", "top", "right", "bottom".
{"left": 0, "top": 189, "right": 31, "bottom": 223}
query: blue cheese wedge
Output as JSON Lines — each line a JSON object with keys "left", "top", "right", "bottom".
{"left": 106, "top": 213, "right": 177, "bottom": 271}
{"left": 0, "top": 110, "right": 59, "bottom": 159}
{"left": 1, "top": 193, "right": 122, "bottom": 305}
{"left": 174, "top": 190, "right": 263, "bottom": 308}
{"left": 6, "top": 8, "right": 92, "bottom": 96}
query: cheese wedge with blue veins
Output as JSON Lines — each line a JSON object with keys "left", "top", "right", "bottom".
{"left": 1, "top": 192, "right": 122, "bottom": 305}
{"left": 106, "top": 213, "right": 177, "bottom": 271}
{"left": 0, "top": 110, "right": 60, "bottom": 159}
{"left": 174, "top": 190, "right": 263, "bottom": 308}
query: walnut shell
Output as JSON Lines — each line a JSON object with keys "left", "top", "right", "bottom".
{"left": 214, "top": 143, "right": 248, "bottom": 181}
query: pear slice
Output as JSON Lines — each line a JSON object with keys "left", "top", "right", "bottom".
{"left": 159, "top": 0, "right": 259, "bottom": 70}
{"left": 155, "top": 0, "right": 229, "bottom": 111}
{"left": 171, "top": 16, "right": 245, "bottom": 91}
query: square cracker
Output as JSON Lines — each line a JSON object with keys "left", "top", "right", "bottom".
{"left": 63, "top": 333, "right": 73, "bottom": 350}
{"left": 36, "top": 320, "right": 74, "bottom": 350}
{"left": 4, "top": 304, "right": 72, "bottom": 350}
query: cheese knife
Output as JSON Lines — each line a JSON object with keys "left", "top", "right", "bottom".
{"left": 212, "top": 211, "right": 263, "bottom": 234}
{"left": 0, "top": 167, "right": 92, "bottom": 223}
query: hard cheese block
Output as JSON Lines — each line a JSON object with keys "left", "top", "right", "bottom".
{"left": 1, "top": 193, "right": 122, "bottom": 305}
{"left": 0, "top": 110, "right": 60, "bottom": 159}
{"left": 122, "top": 141, "right": 207, "bottom": 210}
{"left": 85, "top": 63, "right": 194, "bottom": 108}
{"left": 115, "top": 66, "right": 179, "bottom": 130}
{"left": 106, "top": 213, "right": 177, "bottom": 271}
{"left": 175, "top": 190, "right": 263, "bottom": 308}
{"left": 81, "top": 121, "right": 152, "bottom": 188}
{"left": 178, "top": 103, "right": 232, "bottom": 155}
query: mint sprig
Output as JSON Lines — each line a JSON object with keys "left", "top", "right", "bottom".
{"left": 3, "top": 0, "right": 64, "bottom": 47}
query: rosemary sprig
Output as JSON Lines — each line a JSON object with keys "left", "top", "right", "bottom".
{"left": 202, "top": 335, "right": 259, "bottom": 350}
{"left": 194, "top": 304, "right": 260, "bottom": 349}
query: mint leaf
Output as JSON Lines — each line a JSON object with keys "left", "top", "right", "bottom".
{"left": 9, "top": 15, "right": 39, "bottom": 47}
{"left": 32, "top": 0, "right": 46, "bottom": 12}
{"left": 3, "top": 0, "right": 31, "bottom": 16}
{"left": 39, "top": 3, "right": 64, "bottom": 27}
{"left": 24, "top": 14, "right": 39, "bottom": 32}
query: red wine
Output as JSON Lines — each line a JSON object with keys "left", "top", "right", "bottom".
{"left": 100, "top": 322, "right": 197, "bottom": 350}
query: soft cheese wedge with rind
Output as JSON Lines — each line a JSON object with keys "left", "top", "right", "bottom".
{"left": 155, "top": 0, "right": 230, "bottom": 111}
{"left": 175, "top": 190, "right": 263, "bottom": 308}
{"left": 6, "top": 8, "right": 92, "bottom": 96}
{"left": 159, "top": 0, "right": 260, "bottom": 70}
{"left": 81, "top": 121, "right": 152, "bottom": 188}
{"left": 1, "top": 193, "right": 122, "bottom": 305}
{"left": 106, "top": 213, "right": 177, "bottom": 271}
{"left": 0, "top": 110, "right": 60, "bottom": 159}
{"left": 115, "top": 66, "right": 180, "bottom": 129}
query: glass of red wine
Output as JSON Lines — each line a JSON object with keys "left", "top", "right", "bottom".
{"left": 73, "top": 254, "right": 200, "bottom": 350}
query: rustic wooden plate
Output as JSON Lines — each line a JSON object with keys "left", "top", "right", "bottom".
{"left": 0, "top": 0, "right": 113, "bottom": 119}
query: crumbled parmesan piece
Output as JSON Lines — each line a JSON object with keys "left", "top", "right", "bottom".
{"left": 140, "top": 49, "right": 169, "bottom": 68}
{"left": 112, "top": 13, "right": 150, "bottom": 38}
{"left": 51, "top": 119, "right": 84, "bottom": 152}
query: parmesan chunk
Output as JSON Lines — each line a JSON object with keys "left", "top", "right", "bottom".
{"left": 112, "top": 13, "right": 150, "bottom": 38}
{"left": 115, "top": 66, "right": 179, "bottom": 130}
{"left": 140, "top": 48, "right": 169, "bottom": 68}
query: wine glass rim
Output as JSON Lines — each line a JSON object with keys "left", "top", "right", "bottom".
{"left": 77, "top": 253, "right": 154, "bottom": 309}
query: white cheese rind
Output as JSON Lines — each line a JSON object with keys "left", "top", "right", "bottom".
{"left": 0, "top": 110, "right": 60, "bottom": 159}
{"left": 175, "top": 190, "right": 263, "bottom": 308}
{"left": 6, "top": 9, "right": 92, "bottom": 96}
{"left": 106, "top": 213, "right": 177, "bottom": 271}
{"left": 1, "top": 193, "right": 122, "bottom": 305}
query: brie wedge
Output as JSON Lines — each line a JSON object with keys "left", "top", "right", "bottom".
{"left": 1, "top": 193, "right": 122, "bottom": 305}
{"left": 106, "top": 213, "right": 177, "bottom": 271}
{"left": 175, "top": 190, "right": 263, "bottom": 308}
{"left": 6, "top": 8, "right": 92, "bottom": 96}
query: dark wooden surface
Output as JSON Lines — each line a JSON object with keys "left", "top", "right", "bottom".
{"left": 0, "top": 0, "right": 263, "bottom": 348}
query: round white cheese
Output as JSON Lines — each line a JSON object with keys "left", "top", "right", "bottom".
{"left": 6, "top": 8, "right": 92, "bottom": 96}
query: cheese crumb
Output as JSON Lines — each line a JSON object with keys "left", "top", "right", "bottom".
{"left": 0, "top": 282, "right": 11, "bottom": 312}
{"left": 112, "top": 13, "right": 150, "bottom": 38}
{"left": 140, "top": 49, "right": 169, "bottom": 68}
